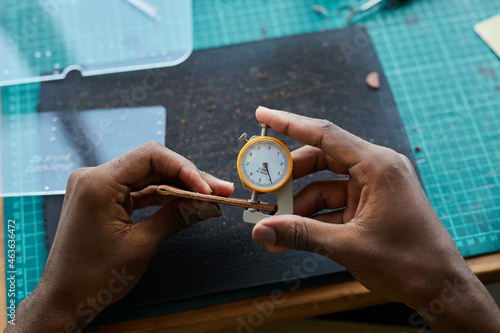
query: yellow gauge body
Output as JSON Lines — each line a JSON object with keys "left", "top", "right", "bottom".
{"left": 237, "top": 136, "right": 293, "bottom": 193}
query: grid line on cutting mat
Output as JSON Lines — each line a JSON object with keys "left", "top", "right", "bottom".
{"left": 2, "top": 0, "right": 500, "bottom": 309}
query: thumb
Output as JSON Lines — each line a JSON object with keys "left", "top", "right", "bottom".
{"left": 137, "top": 199, "right": 221, "bottom": 247}
{"left": 252, "top": 214, "right": 348, "bottom": 257}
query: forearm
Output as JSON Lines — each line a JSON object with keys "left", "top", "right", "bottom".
{"left": 5, "top": 285, "right": 87, "bottom": 333}
{"left": 412, "top": 271, "right": 500, "bottom": 332}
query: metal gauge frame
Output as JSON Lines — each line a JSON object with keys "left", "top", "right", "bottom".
{"left": 237, "top": 123, "right": 294, "bottom": 224}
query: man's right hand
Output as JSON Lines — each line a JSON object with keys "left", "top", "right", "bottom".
{"left": 251, "top": 106, "right": 500, "bottom": 332}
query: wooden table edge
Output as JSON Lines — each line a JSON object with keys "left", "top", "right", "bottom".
{"left": 87, "top": 251, "right": 500, "bottom": 333}
{"left": 0, "top": 88, "right": 497, "bottom": 332}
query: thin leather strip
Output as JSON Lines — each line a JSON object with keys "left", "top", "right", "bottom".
{"left": 156, "top": 185, "right": 278, "bottom": 212}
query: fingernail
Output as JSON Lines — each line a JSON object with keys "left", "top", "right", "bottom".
{"left": 257, "top": 105, "right": 271, "bottom": 111}
{"left": 197, "top": 205, "right": 222, "bottom": 220}
{"left": 253, "top": 225, "right": 276, "bottom": 244}
{"left": 198, "top": 171, "right": 213, "bottom": 194}
{"left": 204, "top": 181, "right": 213, "bottom": 194}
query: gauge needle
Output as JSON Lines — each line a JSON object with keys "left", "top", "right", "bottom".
{"left": 263, "top": 161, "right": 273, "bottom": 184}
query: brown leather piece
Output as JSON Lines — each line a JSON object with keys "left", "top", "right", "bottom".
{"left": 157, "top": 185, "right": 277, "bottom": 212}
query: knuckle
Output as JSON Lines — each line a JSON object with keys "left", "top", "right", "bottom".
{"left": 302, "top": 181, "right": 326, "bottom": 211}
{"left": 170, "top": 203, "right": 195, "bottom": 232}
{"left": 316, "top": 120, "right": 337, "bottom": 149}
{"left": 67, "top": 167, "right": 93, "bottom": 187}
{"left": 67, "top": 167, "right": 103, "bottom": 199}
{"left": 371, "top": 148, "right": 399, "bottom": 172}
{"left": 398, "top": 153, "right": 414, "bottom": 170}
{"left": 385, "top": 151, "right": 409, "bottom": 173}
{"left": 170, "top": 207, "right": 189, "bottom": 233}
{"left": 318, "top": 119, "right": 336, "bottom": 135}
{"left": 313, "top": 148, "right": 328, "bottom": 172}
{"left": 284, "top": 221, "right": 309, "bottom": 251}
{"left": 141, "top": 140, "right": 163, "bottom": 153}
{"left": 366, "top": 148, "right": 414, "bottom": 185}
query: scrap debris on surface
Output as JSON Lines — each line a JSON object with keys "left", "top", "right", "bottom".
{"left": 313, "top": 4, "right": 329, "bottom": 31}
{"left": 366, "top": 72, "right": 380, "bottom": 89}
{"left": 313, "top": 4, "right": 329, "bottom": 17}
{"left": 256, "top": 69, "right": 269, "bottom": 80}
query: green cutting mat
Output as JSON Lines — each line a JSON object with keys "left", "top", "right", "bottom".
{"left": 3, "top": 0, "right": 500, "bottom": 313}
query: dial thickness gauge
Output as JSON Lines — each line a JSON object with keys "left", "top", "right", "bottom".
{"left": 237, "top": 137, "right": 292, "bottom": 192}
{"left": 156, "top": 121, "right": 292, "bottom": 224}
{"left": 236, "top": 122, "right": 294, "bottom": 224}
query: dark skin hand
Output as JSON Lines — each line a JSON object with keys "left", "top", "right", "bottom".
{"left": 5, "top": 110, "right": 500, "bottom": 333}
{"left": 6, "top": 141, "right": 234, "bottom": 332}
{"left": 251, "top": 106, "right": 500, "bottom": 332}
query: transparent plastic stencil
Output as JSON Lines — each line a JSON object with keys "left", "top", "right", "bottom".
{"left": 0, "top": 106, "right": 166, "bottom": 196}
{"left": 0, "top": 0, "right": 192, "bottom": 86}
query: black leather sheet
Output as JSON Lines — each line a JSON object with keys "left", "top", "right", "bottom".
{"left": 41, "top": 27, "right": 416, "bottom": 323}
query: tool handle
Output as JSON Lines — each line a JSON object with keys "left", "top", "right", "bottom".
{"left": 156, "top": 185, "right": 278, "bottom": 212}
{"left": 360, "top": 0, "right": 410, "bottom": 11}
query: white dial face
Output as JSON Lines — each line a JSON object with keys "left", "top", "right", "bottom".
{"left": 239, "top": 138, "right": 291, "bottom": 192}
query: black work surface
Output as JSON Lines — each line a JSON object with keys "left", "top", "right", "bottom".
{"left": 42, "top": 27, "right": 416, "bottom": 324}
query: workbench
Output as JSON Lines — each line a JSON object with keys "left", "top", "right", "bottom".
{"left": 1, "top": 0, "right": 499, "bottom": 331}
